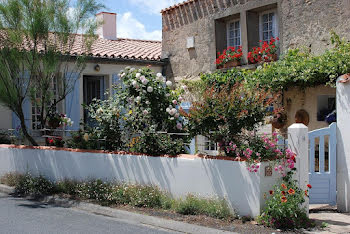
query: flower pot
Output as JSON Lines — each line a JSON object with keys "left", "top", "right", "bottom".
{"left": 48, "top": 119, "right": 61, "bottom": 129}
{"left": 224, "top": 60, "right": 241, "bottom": 68}
{"left": 270, "top": 54, "right": 278, "bottom": 61}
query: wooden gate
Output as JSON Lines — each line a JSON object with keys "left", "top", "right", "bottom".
{"left": 309, "top": 123, "right": 337, "bottom": 205}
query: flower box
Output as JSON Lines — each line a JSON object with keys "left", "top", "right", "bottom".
{"left": 223, "top": 60, "right": 241, "bottom": 68}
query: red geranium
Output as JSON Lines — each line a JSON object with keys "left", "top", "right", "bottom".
{"left": 216, "top": 46, "right": 243, "bottom": 66}
{"left": 307, "top": 184, "right": 312, "bottom": 189}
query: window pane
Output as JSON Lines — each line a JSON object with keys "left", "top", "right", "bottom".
{"left": 263, "top": 14, "right": 268, "bottom": 22}
{"left": 269, "top": 13, "right": 274, "bottom": 21}
{"left": 263, "top": 23, "right": 268, "bottom": 31}
{"left": 263, "top": 32, "right": 269, "bottom": 41}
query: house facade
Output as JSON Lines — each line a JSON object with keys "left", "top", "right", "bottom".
{"left": 161, "top": 0, "right": 350, "bottom": 132}
{"left": 0, "top": 12, "right": 164, "bottom": 139}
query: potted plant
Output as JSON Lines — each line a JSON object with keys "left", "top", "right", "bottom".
{"left": 248, "top": 37, "right": 279, "bottom": 64}
{"left": 47, "top": 112, "right": 61, "bottom": 129}
{"left": 216, "top": 46, "right": 243, "bottom": 69}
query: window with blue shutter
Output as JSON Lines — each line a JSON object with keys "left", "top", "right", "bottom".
{"left": 65, "top": 72, "right": 80, "bottom": 131}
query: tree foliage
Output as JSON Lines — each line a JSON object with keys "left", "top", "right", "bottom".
{"left": 0, "top": 0, "right": 104, "bottom": 145}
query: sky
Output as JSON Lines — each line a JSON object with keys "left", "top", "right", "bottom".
{"left": 101, "top": 0, "right": 182, "bottom": 41}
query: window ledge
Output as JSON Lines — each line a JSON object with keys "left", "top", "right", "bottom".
{"left": 216, "top": 63, "right": 259, "bottom": 72}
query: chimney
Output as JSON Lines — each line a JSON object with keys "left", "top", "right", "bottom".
{"left": 96, "top": 12, "right": 117, "bottom": 40}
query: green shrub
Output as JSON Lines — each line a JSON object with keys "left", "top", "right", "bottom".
{"left": 56, "top": 179, "right": 79, "bottom": 196}
{"left": 175, "top": 195, "right": 233, "bottom": 220}
{"left": 0, "top": 173, "right": 23, "bottom": 187}
{"left": 257, "top": 172, "right": 314, "bottom": 230}
{"left": 122, "top": 184, "right": 164, "bottom": 208}
{"left": 129, "top": 133, "right": 189, "bottom": 156}
{"left": 1, "top": 174, "right": 234, "bottom": 220}
{"left": 14, "top": 174, "right": 55, "bottom": 196}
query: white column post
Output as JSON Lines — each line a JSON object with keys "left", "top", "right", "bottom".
{"left": 336, "top": 77, "right": 350, "bottom": 212}
{"left": 288, "top": 124, "right": 309, "bottom": 214}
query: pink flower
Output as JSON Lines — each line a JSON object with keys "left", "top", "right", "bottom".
{"left": 176, "top": 123, "right": 182, "bottom": 130}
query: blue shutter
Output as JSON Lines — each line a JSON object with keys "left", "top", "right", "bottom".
{"left": 65, "top": 72, "right": 80, "bottom": 131}
{"left": 12, "top": 71, "right": 31, "bottom": 132}
{"left": 112, "top": 74, "right": 120, "bottom": 96}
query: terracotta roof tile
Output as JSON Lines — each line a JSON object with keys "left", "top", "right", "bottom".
{"left": 0, "top": 31, "right": 162, "bottom": 62}
{"left": 161, "top": 0, "right": 194, "bottom": 13}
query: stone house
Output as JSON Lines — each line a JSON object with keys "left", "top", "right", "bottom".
{"left": 161, "top": 0, "right": 350, "bottom": 135}
{"left": 0, "top": 12, "right": 164, "bottom": 140}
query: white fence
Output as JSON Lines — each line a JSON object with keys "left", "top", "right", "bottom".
{"left": 0, "top": 145, "right": 282, "bottom": 217}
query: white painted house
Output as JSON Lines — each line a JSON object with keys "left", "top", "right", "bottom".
{"left": 0, "top": 12, "right": 164, "bottom": 136}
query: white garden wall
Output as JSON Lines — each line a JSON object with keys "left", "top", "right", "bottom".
{"left": 0, "top": 145, "right": 282, "bottom": 217}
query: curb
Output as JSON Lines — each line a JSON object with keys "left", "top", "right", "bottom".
{"left": 0, "top": 184, "right": 235, "bottom": 234}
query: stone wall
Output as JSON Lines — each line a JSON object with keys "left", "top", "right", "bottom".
{"left": 162, "top": 0, "right": 350, "bottom": 80}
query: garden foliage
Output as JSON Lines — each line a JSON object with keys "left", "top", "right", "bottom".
{"left": 80, "top": 67, "right": 190, "bottom": 155}
{"left": 1, "top": 173, "right": 234, "bottom": 220}
{"left": 182, "top": 81, "right": 278, "bottom": 150}
{"left": 257, "top": 171, "right": 313, "bottom": 230}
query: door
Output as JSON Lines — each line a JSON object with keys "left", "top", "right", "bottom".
{"left": 83, "top": 76, "right": 105, "bottom": 125}
{"left": 309, "top": 123, "right": 337, "bottom": 205}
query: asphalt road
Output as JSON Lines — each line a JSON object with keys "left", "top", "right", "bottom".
{"left": 0, "top": 193, "right": 176, "bottom": 234}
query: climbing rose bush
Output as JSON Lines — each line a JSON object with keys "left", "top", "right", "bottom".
{"left": 115, "top": 67, "right": 190, "bottom": 155}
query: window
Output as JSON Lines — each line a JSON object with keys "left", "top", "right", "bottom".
{"left": 317, "top": 95, "right": 336, "bottom": 122}
{"left": 31, "top": 75, "right": 59, "bottom": 130}
{"left": 196, "top": 135, "right": 219, "bottom": 156}
{"left": 227, "top": 20, "right": 241, "bottom": 47}
{"left": 31, "top": 96, "right": 42, "bottom": 130}
{"left": 204, "top": 137, "right": 218, "bottom": 151}
{"left": 260, "top": 10, "right": 278, "bottom": 42}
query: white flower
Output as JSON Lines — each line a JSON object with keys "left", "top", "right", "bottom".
{"left": 132, "top": 80, "right": 137, "bottom": 87}
{"left": 257, "top": 65, "right": 262, "bottom": 70}
{"left": 96, "top": 108, "right": 104, "bottom": 115}
{"left": 181, "top": 85, "right": 188, "bottom": 91}
{"left": 142, "top": 78, "right": 149, "bottom": 85}
{"left": 130, "top": 68, "right": 135, "bottom": 72}
{"left": 178, "top": 96, "right": 184, "bottom": 102}
{"left": 146, "top": 101, "right": 150, "bottom": 105}
{"left": 140, "top": 75, "right": 146, "bottom": 80}
{"left": 169, "top": 108, "right": 177, "bottom": 116}
{"left": 136, "top": 73, "right": 141, "bottom": 78}
{"left": 136, "top": 96, "right": 141, "bottom": 102}
{"left": 166, "top": 108, "right": 170, "bottom": 113}
{"left": 172, "top": 100, "right": 178, "bottom": 105}
{"left": 125, "top": 66, "right": 131, "bottom": 70}
{"left": 120, "top": 73, "right": 126, "bottom": 78}
{"left": 175, "top": 113, "right": 180, "bottom": 118}
{"left": 166, "top": 93, "right": 171, "bottom": 97}
{"left": 156, "top": 73, "right": 162, "bottom": 78}
{"left": 83, "top": 133, "right": 89, "bottom": 142}
{"left": 147, "top": 86, "right": 153, "bottom": 93}
{"left": 143, "top": 110, "right": 149, "bottom": 115}
{"left": 176, "top": 123, "right": 183, "bottom": 130}
{"left": 166, "top": 81, "right": 172, "bottom": 87}
{"left": 170, "top": 117, "right": 175, "bottom": 120}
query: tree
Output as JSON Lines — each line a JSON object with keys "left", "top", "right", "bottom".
{"left": 0, "top": 0, "right": 104, "bottom": 145}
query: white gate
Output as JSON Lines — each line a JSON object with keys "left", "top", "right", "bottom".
{"left": 309, "top": 123, "right": 337, "bottom": 205}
